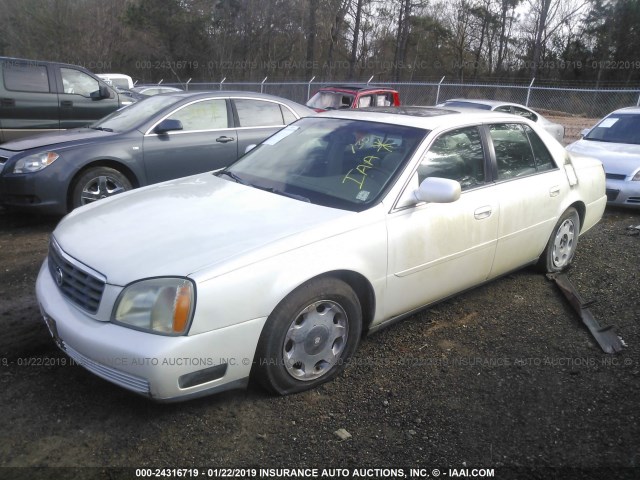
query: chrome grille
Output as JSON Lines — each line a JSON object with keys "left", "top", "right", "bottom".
{"left": 48, "top": 239, "right": 105, "bottom": 314}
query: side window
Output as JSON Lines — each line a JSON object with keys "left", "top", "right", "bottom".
{"left": 167, "top": 99, "right": 228, "bottom": 131}
{"left": 375, "top": 94, "right": 393, "bottom": 106}
{"left": 357, "top": 95, "right": 373, "bottom": 108}
{"left": 512, "top": 106, "right": 537, "bottom": 121}
{"left": 235, "top": 99, "right": 284, "bottom": 127}
{"left": 280, "top": 105, "right": 297, "bottom": 124}
{"left": 60, "top": 68, "right": 100, "bottom": 97}
{"left": 494, "top": 105, "right": 512, "bottom": 114}
{"left": 523, "top": 125, "right": 556, "bottom": 171}
{"left": 490, "top": 124, "right": 537, "bottom": 180}
{"left": 418, "top": 126, "right": 485, "bottom": 190}
{"left": 4, "top": 63, "right": 50, "bottom": 93}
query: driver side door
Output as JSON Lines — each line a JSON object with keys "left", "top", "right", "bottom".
{"left": 385, "top": 126, "right": 499, "bottom": 318}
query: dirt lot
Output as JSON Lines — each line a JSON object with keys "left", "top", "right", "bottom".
{"left": 0, "top": 119, "right": 639, "bottom": 480}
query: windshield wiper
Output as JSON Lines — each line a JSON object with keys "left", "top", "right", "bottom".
{"left": 250, "top": 184, "right": 310, "bottom": 203}
{"left": 217, "top": 170, "right": 248, "bottom": 185}
{"left": 90, "top": 126, "right": 114, "bottom": 132}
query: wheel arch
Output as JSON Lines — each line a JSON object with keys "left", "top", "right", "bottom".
{"left": 567, "top": 200, "right": 586, "bottom": 230}
{"left": 66, "top": 160, "right": 140, "bottom": 211}
{"left": 299, "top": 269, "right": 377, "bottom": 336}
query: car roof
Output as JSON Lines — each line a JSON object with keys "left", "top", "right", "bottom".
{"left": 443, "top": 98, "right": 513, "bottom": 108}
{"left": 610, "top": 106, "right": 640, "bottom": 115}
{"left": 318, "top": 106, "right": 529, "bottom": 130}
{"left": 317, "top": 85, "right": 397, "bottom": 93}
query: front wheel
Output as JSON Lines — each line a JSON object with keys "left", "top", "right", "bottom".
{"left": 537, "top": 207, "right": 580, "bottom": 273}
{"left": 253, "top": 277, "right": 362, "bottom": 395}
{"left": 71, "top": 167, "right": 132, "bottom": 210}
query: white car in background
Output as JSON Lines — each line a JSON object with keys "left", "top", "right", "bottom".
{"left": 439, "top": 99, "right": 566, "bottom": 143}
{"left": 36, "top": 107, "right": 606, "bottom": 401}
{"left": 566, "top": 107, "right": 640, "bottom": 208}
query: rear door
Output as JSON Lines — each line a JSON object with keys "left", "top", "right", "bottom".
{"left": 485, "top": 122, "right": 566, "bottom": 278}
{"left": 0, "top": 59, "right": 59, "bottom": 141}
{"left": 232, "top": 98, "right": 297, "bottom": 153}
{"left": 142, "top": 97, "right": 237, "bottom": 184}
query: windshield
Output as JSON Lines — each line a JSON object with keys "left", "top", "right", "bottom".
{"left": 585, "top": 113, "right": 640, "bottom": 145}
{"left": 307, "top": 91, "right": 355, "bottom": 110}
{"left": 91, "top": 95, "right": 178, "bottom": 132}
{"left": 225, "top": 116, "right": 427, "bottom": 212}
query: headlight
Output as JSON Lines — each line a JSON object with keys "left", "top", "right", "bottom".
{"left": 113, "top": 278, "right": 195, "bottom": 335}
{"left": 13, "top": 152, "right": 59, "bottom": 173}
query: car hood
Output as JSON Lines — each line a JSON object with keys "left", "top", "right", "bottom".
{"left": 0, "top": 128, "right": 115, "bottom": 152}
{"left": 567, "top": 139, "right": 640, "bottom": 175}
{"left": 53, "top": 174, "right": 355, "bottom": 286}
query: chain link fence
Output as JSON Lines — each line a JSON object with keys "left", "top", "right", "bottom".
{"left": 170, "top": 80, "right": 640, "bottom": 143}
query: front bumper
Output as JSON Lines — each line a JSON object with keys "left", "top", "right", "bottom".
{"left": 0, "top": 169, "right": 69, "bottom": 214}
{"left": 36, "top": 259, "right": 266, "bottom": 401}
{"left": 605, "top": 178, "right": 640, "bottom": 208}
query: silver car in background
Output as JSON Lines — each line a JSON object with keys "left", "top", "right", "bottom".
{"left": 438, "top": 99, "right": 565, "bottom": 143}
{"left": 566, "top": 107, "right": 640, "bottom": 208}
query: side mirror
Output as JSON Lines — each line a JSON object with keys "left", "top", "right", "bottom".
{"left": 414, "top": 177, "right": 461, "bottom": 204}
{"left": 154, "top": 119, "right": 183, "bottom": 134}
{"left": 91, "top": 85, "right": 111, "bottom": 100}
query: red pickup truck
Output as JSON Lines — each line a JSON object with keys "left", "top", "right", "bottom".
{"left": 306, "top": 85, "right": 401, "bottom": 112}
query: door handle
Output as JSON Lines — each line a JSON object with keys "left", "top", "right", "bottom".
{"left": 474, "top": 206, "right": 492, "bottom": 220}
{"left": 60, "top": 100, "right": 73, "bottom": 107}
{"left": 216, "top": 136, "right": 234, "bottom": 143}
{"left": 549, "top": 186, "right": 560, "bottom": 197}
{"left": 1, "top": 98, "right": 15, "bottom": 107}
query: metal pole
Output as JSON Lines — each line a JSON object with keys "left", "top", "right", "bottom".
{"left": 220, "top": 77, "right": 226, "bottom": 91}
{"left": 261, "top": 76, "right": 268, "bottom": 93}
{"left": 367, "top": 75, "right": 374, "bottom": 85}
{"left": 526, "top": 78, "right": 535, "bottom": 106}
{"left": 186, "top": 78, "right": 192, "bottom": 91}
{"left": 436, "top": 76, "right": 445, "bottom": 105}
{"left": 307, "top": 76, "right": 316, "bottom": 101}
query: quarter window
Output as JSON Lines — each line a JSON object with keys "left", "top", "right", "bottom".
{"left": 167, "top": 99, "right": 228, "bottom": 131}
{"left": 4, "top": 63, "right": 50, "bottom": 93}
{"left": 523, "top": 125, "right": 556, "bottom": 171}
{"left": 235, "top": 99, "right": 284, "bottom": 127}
{"left": 419, "top": 126, "right": 485, "bottom": 190}
{"left": 60, "top": 68, "right": 100, "bottom": 97}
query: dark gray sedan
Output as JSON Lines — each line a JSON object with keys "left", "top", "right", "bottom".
{"left": 0, "top": 91, "right": 313, "bottom": 214}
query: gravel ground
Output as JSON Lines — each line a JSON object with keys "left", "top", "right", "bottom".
{"left": 0, "top": 204, "right": 639, "bottom": 480}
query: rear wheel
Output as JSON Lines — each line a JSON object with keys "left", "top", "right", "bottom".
{"left": 538, "top": 207, "right": 580, "bottom": 272}
{"left": 71, "top": 167, "right": 132, "bottom": 209}
{"left": 253, "top": 277, "right": 362, "bottom": 395}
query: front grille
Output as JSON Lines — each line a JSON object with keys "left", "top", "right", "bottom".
{"left": 48, "top": 239, "right": 105, "bottom": 314}
{"left": 627, "top": 197, "right": 640, "bottom": 204}
{"left": 606, "top": 173, "right": 627, "bottom": 180}
{"left": 606, "top": 189, "right": 620, "bottom": 202}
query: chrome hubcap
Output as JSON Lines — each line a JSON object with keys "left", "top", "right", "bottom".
{"left": 552, "top": 218, "right": 576, "bottom": 268}
{"left": 283, "top": 300, "right": 348, "bottom": 381}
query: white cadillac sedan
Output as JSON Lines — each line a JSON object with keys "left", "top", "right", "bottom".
{"left": 36, "top": 107, "right": 607, "bottom": 401}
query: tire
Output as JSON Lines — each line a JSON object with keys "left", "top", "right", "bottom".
{"left": 537, "top": 207, "right": 580, "bottom": 273}
{"left": 71, "top": 167, "right": 132, "bottom": 209}
{"left": 253, "top": 277, "right": 362, "bottom": 395}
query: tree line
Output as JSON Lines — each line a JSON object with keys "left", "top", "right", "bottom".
{"left": 0, "top": 0, "right": 638, "bottom": 86}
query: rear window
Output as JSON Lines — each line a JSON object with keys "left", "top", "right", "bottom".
{"left": 3, "top": 62, "right": 50, "bottom": 93}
